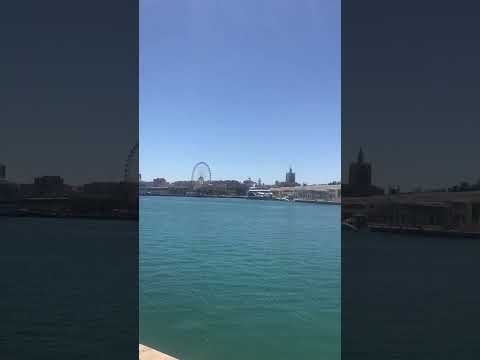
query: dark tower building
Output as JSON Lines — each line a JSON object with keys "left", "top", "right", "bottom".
{"left": 343, "top": 148, "right": 384, "bottom": 197}
{"left": 348, "top": 148, "right": 372, "bottom": 186}
{"left": 0, "top": 164, "right": 5, "bottom": 181}
{"left": 285, "top": 167, "right": 296, "bottom": 186}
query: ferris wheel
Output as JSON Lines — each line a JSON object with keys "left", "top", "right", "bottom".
{"left": 124, "top": 143, "right": 139, "bottom": 183}
{"left": 191, "top": 162, "right": 211, "bottom": 186}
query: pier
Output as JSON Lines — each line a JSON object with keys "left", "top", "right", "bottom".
{"left": 139, "top": 344, "right": 178, "bottom": 360}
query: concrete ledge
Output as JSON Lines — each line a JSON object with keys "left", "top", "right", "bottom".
{"left": 139, "top": 344, "right": 179, "bottom": 360}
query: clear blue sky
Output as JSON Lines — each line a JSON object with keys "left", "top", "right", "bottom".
{"left": 140, "top": 0, "right": 340, "bottom": 185}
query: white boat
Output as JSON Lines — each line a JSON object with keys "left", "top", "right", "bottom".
{"left": 342, "top": 214, "right": 369, "bottom": 232}
{"left": 247, "top": 188, "right": 273, "bottom": 199}
{"left": 342, "top": 221, "right": 359, "bottom": 231}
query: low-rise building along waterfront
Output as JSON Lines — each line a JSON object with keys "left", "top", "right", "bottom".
{"left": 343, "top": 191, "right": 480, "bottom": 234}
{"left": 270, "top": 184, "right": 341, "bottom": 202}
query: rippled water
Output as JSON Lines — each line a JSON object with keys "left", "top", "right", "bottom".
{"left": 0, "top": 217, "right": 137, "bottom": 359}
{"left": 140, "top": 197, "right": 340, "bottom": 360}
{"left": 342, "top": 231, "right": 480, "bottom": 359}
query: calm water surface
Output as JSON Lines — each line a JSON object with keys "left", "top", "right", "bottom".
{"left": 140, "top": 197, "right": 340, "bottom": 360}
{"left": 0, "top": 217, "right": 137, "bottom": 359}
{"left": 343, "top": 231, "right": 480, "bottom": 359}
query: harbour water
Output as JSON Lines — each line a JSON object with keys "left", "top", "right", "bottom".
{"left": 140, "top": 196, "right": 341, "bottom": 360}
{"left": 0, "top": 217, "right": 138, "bottom": 359}
{"left": 343, "top": 231, "right": 480, "bottom": 359}
{"left": 2, "top": 201, "right": 479, "bottom": 359}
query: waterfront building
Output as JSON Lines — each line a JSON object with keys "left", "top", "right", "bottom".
{"left": 0, "top": 180, "right": 18, "bottom": 202}
{"left": 33, "top": 176, "right": 67, "bottom": 196}
{"left": 0, "top": 163, "right": 6, "bottom": 181}
{"left": 349, "top": 148, "right": 370, "bottom": 186}
{"left": 294, "top": 184, "right": 341, "bottom": 202}
{"left": 285, "top": 167, "right": 296, "bottom": 187}
{"left": 348, "top": 148, "right": 372, "bottom": 186}
{"left": 343, "top": 148, "right": 384, "bottom": 197}
{"left": 153, "top": 178, "right": 168, "bottom": 186}
{"left": 342, "top": 191, "right": 480, "bottom": 233}
{"left": 269, "top": 184, "right": 341, "bottom": 202}
{"left": 243, "top": 177, "right": 255, "bottom": 188}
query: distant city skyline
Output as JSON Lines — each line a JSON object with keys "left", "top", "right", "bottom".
{"left": 139, "top": 163, "right": 336, "bottom": 186}
{"left": 140, "top": 0, "right": 340, "bottom": 185}
{"left": 139, "top": 162, "right": 340, "bottom": 186}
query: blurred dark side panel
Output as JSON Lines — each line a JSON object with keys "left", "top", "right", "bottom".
{"left": 342, "top": 0, "right": 480, "bottom": 359}
{"left": 0, "top": 1, "right": 138, "bottom": 358}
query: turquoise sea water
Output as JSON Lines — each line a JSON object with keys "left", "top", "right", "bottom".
{"left": 140, "top": 197, "right": 340, "bottom": 360}
{"left": 0, "top": 217, "right": 137, "bottom": 359}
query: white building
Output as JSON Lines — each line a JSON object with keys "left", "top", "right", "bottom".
{"left": 269, "top": 184, "right": 341, "bottom": 202}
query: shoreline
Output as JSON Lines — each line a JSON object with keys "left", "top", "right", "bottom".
{"left": 141, "top": 194, "right": 341, "bottom": 205}
{"left": 369, "top": 224, "right": 480, "bottom": 239}
{"left": 0, "top": 212, "right": 138, "bottom": 221}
